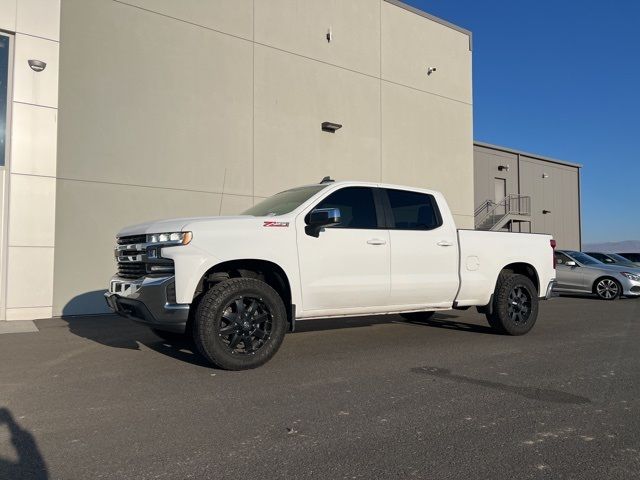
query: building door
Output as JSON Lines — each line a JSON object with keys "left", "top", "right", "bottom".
{"left": 494, "top": 177, "right": 506, "bottom": 214}
{"left": 0, "top": 32, "right": 13, "bottom": 321}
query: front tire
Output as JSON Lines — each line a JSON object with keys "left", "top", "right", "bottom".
{"left": 594, "top": 278, "right": 621, "bottom": 300}
{"left": 486, "top": 273, "right": 538, "bottom": 335}
{"left": 194, "top": 278, "right": 287, "bottom": 370}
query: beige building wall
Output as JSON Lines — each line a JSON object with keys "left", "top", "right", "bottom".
{"left": 0, "top": 0, "right": 60, "bottom": 321}
{"left": 53, "top": 0, "right": 474, "bottom": 316}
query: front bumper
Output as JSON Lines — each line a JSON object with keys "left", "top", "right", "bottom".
{"left": 621, "top": 277, "right": 640, "bottom": 297}
{"left": 543, "top": 280, "right": 559, "bottom": 300}
{"left": 105, "top": 275, "right": 190, "bottom": 333}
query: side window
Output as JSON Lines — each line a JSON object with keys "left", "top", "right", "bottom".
{"left": 313, "top": 187, "right": 378, "bottom": 229}
{"left": 386, "top": 189, "right": 442, "bottom": 230}
{"left": 555, "top": 253, "right": 571, "bottom": 265}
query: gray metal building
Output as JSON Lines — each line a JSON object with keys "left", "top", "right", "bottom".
{"left": 474, "top": 142, "right": 582, "bottom": 250}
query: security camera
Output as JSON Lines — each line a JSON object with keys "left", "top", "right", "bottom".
{"left": 28, "top": 59, "right": 46, "bottom": 72}
{"left": 427, "top": 67, "right": 437, "bottom": 75}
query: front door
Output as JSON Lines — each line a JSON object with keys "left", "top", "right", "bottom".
{"left": 296, "top": 186, "right": 390, "bottom": 314}
{"left": 555, "top": 252, "right": 583, "bottom": 290}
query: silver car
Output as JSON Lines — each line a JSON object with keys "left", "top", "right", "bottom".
{"left": 617, "top": 252, "right": 640, "bottom": 267}
{"left": 584, "top": 251, "right": 640, "bottom": 268}
{"left": 554, "top": 250, "right": 640, "bottom": 300}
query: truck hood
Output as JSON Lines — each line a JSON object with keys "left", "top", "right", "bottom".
{"left": 117, "top": 215, "right": 256, "bottom": 237}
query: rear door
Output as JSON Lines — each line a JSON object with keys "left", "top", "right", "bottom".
{"left": 296, "top": 186, "right": 390, "bottom": 313}
{"left": 382, "top": 188, "right": 459, "bottom": 307}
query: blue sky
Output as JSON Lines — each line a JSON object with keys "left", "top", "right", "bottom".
{"left": 406, "top": 0, "right": 640, "bottom": 243}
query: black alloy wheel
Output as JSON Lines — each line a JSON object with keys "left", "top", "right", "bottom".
{"left": 219, "top": 296, "right": 272, "bottom": 355}
{"left": 507, "top": 286, "right": 532, "bottom": 324}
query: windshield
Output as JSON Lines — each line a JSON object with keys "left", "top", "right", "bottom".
{"left": 568, "top": 251, "right": 601, "bottom": 266}
{"left": 243, "top": 185, "right": 327, "bottom": 216}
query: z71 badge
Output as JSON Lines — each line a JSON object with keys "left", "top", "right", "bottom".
{"left": 263, "top": 221, "right": 289, "bottom": 227}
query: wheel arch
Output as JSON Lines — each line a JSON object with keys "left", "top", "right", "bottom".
{"left": 498, "top": 262, "right": 540, "bottom": 294}
{"left": 591, "top": 275, "right": 622, "bottom": 294}
{"left": 193, "top": 259, "right": 294, "bottom": 327}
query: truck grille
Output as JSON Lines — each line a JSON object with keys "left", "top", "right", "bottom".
{"left": 115, "top": 234, "right": 174, "bottom": 279}
{"left": 117, "top": 234, "right": 147, "bottom": 245}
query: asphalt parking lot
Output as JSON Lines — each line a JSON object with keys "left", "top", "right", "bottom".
{"left": 1, "top": 296, "right": 639, "bottom": 479}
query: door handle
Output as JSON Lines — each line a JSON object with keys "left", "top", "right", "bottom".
{"left": 367, "top": 238, "right": 387, "bottom": 246}
{"left": 437, "top": 240, "right": 453, "bottom": 247}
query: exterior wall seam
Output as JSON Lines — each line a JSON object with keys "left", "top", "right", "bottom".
{"left": 12, "top": 31, "right": 59, "bottom": 43}
{"left": 55, "top": 176, "right": 254, "bottom": 198}
{"left": 111, "top": 0, "right": 254, "bottom": 43}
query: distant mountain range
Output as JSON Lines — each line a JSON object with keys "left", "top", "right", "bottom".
{"left": 582, "top": 240, "right": 640, "bottom": 253}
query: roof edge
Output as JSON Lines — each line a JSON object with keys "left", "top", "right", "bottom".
{"left": 383, "top": 0, "right": 473, "bottom": 51}
{"left": 474, "top": 141, "right": 583, "bottom": 169}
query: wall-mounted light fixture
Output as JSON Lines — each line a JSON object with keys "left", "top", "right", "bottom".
{"left": 498, "top": 164, "right": 510, "bottom": 172}
{"left": 322, "top": 122, "right": 342, "bottom": 133}
{"left": 427, "top": 66, "right": 437, "bottom": 76}
{"left": 28, "top": 59, "right": 46, "bottom": 72}
{"left": 542, "top": 173, "right": 549, "bottom": 178}
{"left": 542, "top": 209, "right": 551, "bottom": 214}
{"left": 326, "top": 27, "right": 332, "bottom": 43}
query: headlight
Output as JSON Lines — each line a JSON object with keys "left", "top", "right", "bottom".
{"left": 147, "top": 231, "right": 192, "bottom": 245}
{"left": 621, "top": 272, "right": 640, "bottom": 282}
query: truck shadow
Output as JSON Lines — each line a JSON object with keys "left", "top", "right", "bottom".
{"left": 0, "top": 408, "right": 49, "bottom": 480}
{"left": 61, "top": 292, "right": 498, "bottom": 368}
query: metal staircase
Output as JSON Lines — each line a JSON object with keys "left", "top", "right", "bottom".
{"left": 474, "top": 195, "right": 532, "bottom": 231}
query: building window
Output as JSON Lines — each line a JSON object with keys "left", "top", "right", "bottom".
{"left": 0, "top": 34, "right": 9, "bottom": 167}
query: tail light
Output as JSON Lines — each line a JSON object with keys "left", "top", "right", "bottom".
{"left": 550, "top": 239, "right": 557, "bottom": 269}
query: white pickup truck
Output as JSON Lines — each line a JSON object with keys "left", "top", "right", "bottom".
{"left": 106, "top": 180, "right": 557, "bottom": 370}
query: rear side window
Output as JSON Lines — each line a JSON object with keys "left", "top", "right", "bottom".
{"left": 314, "top": 187, "right": 378, "bottom": 229}
{"left": 385, "top": 189, "right": 442, "bottom": 230}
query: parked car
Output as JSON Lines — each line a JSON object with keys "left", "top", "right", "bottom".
{"left": 584, "top": 251, "right": 640, "bottom": 268}
{"left": 554, "top": 250, "right": 640, "bottom": 300}
{"left": 105, "top": 180, "right": 557, "bottom": 370}
{"left": 617, "top": 253, "right": 640, "bottom": 267}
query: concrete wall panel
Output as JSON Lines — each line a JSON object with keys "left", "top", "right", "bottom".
{"left": 382, "top": 1, "right": 472, "bottom": 103}
{"left": 57, "top": 0, "right": 253, "bottom": 195}
{"left": 381, "top": 81, "right": 473, "bottom": 224}
{"left": 254, "top": 45, "right": 381, "bottom": 197}
{"left": 10, "top": 102, "right": 57, "bottom": 177}
{"left": 0, "top": 0, "right": 16, "bottom": 31}
{"left": 8, "top": 174, "right": 56, "bottom": 246}
{"left": 119, "top": 0, "right": 253, "bottom": 40}
{"left": 255, "top": 0, "right": 380, "bottom": 76}
{"left": 16, "top": 0, "right": 60, "bottom": 41}
{"left": 6, "top": 246, "right": 54, "bottom": 308}
{"left": 52, "top": 179, "right": 241, "bottom": 316}
{"left": 13, "top": 34, "right": 59, "bottom": 108}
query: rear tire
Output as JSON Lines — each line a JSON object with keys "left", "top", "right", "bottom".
{"left": 593, "top": 277, "right": 621, "bottom": 300}
{"left": 486, "top": 273, "right": 538, "bottom": 336}
{"left": 194, "top": 278, "right": 287, "bottom": 370}
{"left": 400, "top": 311, "right": 436, "bottom": 322}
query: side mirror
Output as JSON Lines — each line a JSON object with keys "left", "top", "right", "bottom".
{"left": 566, "top": 261, "right": 577, "bottom": 267}
{"left": 305, "top": 208, "right": 341, "bottom": 237}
